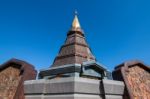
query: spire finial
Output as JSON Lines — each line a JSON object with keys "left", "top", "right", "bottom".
{"left": 75, "top": 10, "right": 78, "bottom": 15}
{"left": 72, "top": 10, "right": 81, "bottom": 29}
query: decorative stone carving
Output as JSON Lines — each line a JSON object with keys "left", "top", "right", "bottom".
{"left": 0, "top": 58, "right": 37, "bottom": 99}
{"left": 0, "top": 66, "right": 20, "bottom": 99}
{"left": 113, "top": 60, "right": 150, "bottom": 99}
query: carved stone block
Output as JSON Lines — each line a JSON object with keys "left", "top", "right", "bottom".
{"left": 0, "top": 59, "right": 37, "bottom": 99}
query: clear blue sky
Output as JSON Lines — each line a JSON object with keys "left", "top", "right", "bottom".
{"left": 0, "top": 0, "right": 150, "bottom": 71}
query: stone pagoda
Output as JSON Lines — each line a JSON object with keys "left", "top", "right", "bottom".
{"left": 39, "top": 13, "right": 109, "bottom": 80}
{"left": 24, "top": 13, "right": 124, "bottom": 99}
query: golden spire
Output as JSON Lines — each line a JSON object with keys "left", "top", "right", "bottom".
{"left": 72, "top": 10, "right": 81, "bottom": 29}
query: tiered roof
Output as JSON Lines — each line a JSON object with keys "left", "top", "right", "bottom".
{"left": 52, "top": 13, "right": 95, "bottom": 67}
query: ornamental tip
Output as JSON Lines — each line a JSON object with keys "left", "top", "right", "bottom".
{"left": 72, "top": 11, "right": 81, "bottom": 29}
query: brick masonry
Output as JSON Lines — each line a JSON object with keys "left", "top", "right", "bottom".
{"left": 52, "top": 29, "right": 95, "bottom": 67}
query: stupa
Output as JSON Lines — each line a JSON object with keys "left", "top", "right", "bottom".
{"left": 24, "top": 12, "right": 124, "bottom": 99}
{"left": 39, "top": 12, "right": 109, "bottom": 79}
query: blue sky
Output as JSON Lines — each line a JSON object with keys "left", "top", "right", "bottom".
{"left": 0, "top": 0, "right": 150, "bottom": 71}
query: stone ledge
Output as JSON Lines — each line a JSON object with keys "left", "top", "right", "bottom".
{"left": 25, "top": 95, "right": 43, "bottom": 99}
{"left": 24, "top": 79, "right": 46, "bottom": 94}
{"left": 25, "top": 94, "right": 102, "bottom": 99}
{"left": 102, "top": 79, "right": 124, "bottom": 95}
{"left": 24, "top": 77, "right": 124, "bottom": 99}
{"left": 105, "top": 95, "right": 122, "bottom": 99}
{"left": 24, "top": 77, "right": 101, "bottom": 94}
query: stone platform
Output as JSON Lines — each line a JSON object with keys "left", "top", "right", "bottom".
{"left": 24, "top": 77, "right": 124, "bottom": 99}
